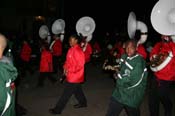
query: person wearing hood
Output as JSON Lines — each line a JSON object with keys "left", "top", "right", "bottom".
{"left": 0, "top": 33, "right": 18, "bottom": 116}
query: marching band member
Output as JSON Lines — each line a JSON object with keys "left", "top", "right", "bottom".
{"left": 106, "top": 39, "right": 148, "bottom": 116}
{"left": 49, "top": 34, "right": 62, "bottom": 73}
{"left": 149, "top": 35, "right": 175, "bottom": 116}
{"left": 19, "top": 39, "right": 32, "bottom": 78}
{"left": 37, "top": 41, "right": 56, "bottom": 87}
{"left": 49, "top": 34, "right": 87, "bottom": 115}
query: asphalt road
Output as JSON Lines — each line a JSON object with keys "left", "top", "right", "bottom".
{"left": 17, "top": 63, "right": 175, "bottom": 116}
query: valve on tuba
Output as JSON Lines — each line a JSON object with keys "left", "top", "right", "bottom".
{"left": 149, "top": 52, "right": 169, "bottom": 67}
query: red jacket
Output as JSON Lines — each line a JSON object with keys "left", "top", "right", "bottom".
{"left": 20, "top": 43, "right": 32, "bottom": 62}
{"left": 39, "top": 49, "right": 53, "bottom": 72}
{"left": 150, "top": 41, "right": 175, "bottom": 81}
{"left": 63, "top": 45, "right": 85, "bottom": 83}
{"left": 51, "top": 39, "right": 62, "bottom": 56}
{"left": 84, "top": 43, "right": 92, "bottom": 63}
{"left": 137, "top": 44, "right": 147, "bottom": 60}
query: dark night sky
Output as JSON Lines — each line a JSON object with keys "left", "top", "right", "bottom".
{"left": 64, "top": 0, "right": 158, "bottom": 38}
{"left": 0, "top": 0, "right": 159, "bottom": 40}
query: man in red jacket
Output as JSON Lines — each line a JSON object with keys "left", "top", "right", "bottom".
{"left": 49, "top": 34, "right": 87, "bottom": 115}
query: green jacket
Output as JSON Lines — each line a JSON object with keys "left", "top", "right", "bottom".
{"left": 112, "top": 54, "right": 148, "bottom": 108}
{"left": 0, "top": 56, "right": 18, "bottom": 116}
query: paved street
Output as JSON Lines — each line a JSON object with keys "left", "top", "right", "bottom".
{"left": 17, "top": 63, "right": 175, "bottom": 116}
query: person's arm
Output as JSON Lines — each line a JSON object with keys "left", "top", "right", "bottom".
{"left": 117, "top": 59, "right": 145, "bottom": 88}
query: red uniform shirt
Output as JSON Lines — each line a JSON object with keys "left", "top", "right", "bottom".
{"left": 20, "top": 43, "right": 32, "bottom": 62}
{"left": 63, "top": 45, "right": 85, "bottom": 83}
{"left": 39, "top": 49, "right": 53, "bottom": 72}
{"left": 150, "top": 41, "right": 175, "bottom": 81}
{"left": 51, "top": 39, "right": 62, "bottom": 56}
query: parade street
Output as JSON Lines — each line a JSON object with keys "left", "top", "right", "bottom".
{"left": 17, "top": 63, "right": 175, "bottom": 116}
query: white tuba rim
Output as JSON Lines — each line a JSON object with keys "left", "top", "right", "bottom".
{"left": 127, "top": 12, "right": 148, "bottom": 44}
{"left": 39, "top": 25, "right": 49, "bottom": 39}
{"left": 51, "top": 19, "right": 65, "bottom": 35}
{"left": 150, "top": 52, "right": 173, "bottom": 72}
{"left": 150, "top": 0, "right": 175, "bottom": 35}
{"left": 76, "top": 16, "right": 96, "bottom": 37}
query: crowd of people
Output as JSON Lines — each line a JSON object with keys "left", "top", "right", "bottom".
{"left": 0, "top": 30, "right": 175, "bottom": 116}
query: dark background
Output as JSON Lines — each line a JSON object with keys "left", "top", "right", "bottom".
{"left": 0, "top": 0, "right": 160, "bottom": 42}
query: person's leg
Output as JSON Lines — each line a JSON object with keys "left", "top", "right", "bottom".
{"left": 53, "top": 56, "right": 59, "bottom": 73}
{"left": 51, "top": 82, "right": 75, "bottom": 114}
{"left": 159, "top": 80, "right": 173, "bottom": 116}
{"left": 125, "top": 105, "right": 140, "bottom": 116}
{"left": 106, "top": 97, "right": 123, "bottom": 116}
{"left": 148, "top": 74, "right": 160, "bottom": 116}
{"left": 74, "top": 84, "right": 87, "bottom": 106}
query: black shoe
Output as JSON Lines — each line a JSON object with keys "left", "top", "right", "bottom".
{"left": 73, "top": 104, "right": 87, "bottom": 108}
{"left": 49, "top": 108, "right": 61, "bottom": 115}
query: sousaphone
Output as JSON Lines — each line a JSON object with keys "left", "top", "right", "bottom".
{"left": 127, "top": 11, "right": 148, "bottom": 44}
{"left": 39, "top": 25, "right": 49, "bottom": 39}
{"left": 150, "top": 0, "right": 175, "bottom": 72}
{"left": 151, "top": 0, "right": 175, "bottom": 36}
{"left": 51, "top": 19, "right": 65, "bottom": 42}
{"left": 76, "top": 16, "right": 96, "bottom": 42}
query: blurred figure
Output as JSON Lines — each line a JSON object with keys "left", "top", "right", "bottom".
{"left": 37, "top": 41, "right": 57, "bottom": 87}
{"left": 91, "top": 40, "right": 102, "bottom": 66}
{"left": 19, "top": 39, "right": 32, "bottom": 78}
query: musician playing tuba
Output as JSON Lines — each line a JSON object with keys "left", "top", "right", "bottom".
{"left": 149, "top": 35, "right": 175, "bottom": 77}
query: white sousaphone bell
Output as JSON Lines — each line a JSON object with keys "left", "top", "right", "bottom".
{"left": 51, "top": 19, "right": 65, "bottom": 42}
{"left": 150, "top": 0, "right": 175, "bottom": 72}
{"left": 39, "top": 25, "right": 49, "bottom": 39}
{"left": 76, "top": 16, "right": 96, "bottom": 42}
{"left": 151, "top": 0, "right": 175, "bottom": 36}
{"left": 39, "top": 25, "right": 51, "bottom": 43}
{"left": 127, "top": 11, "right": 148, "bottom": 44}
